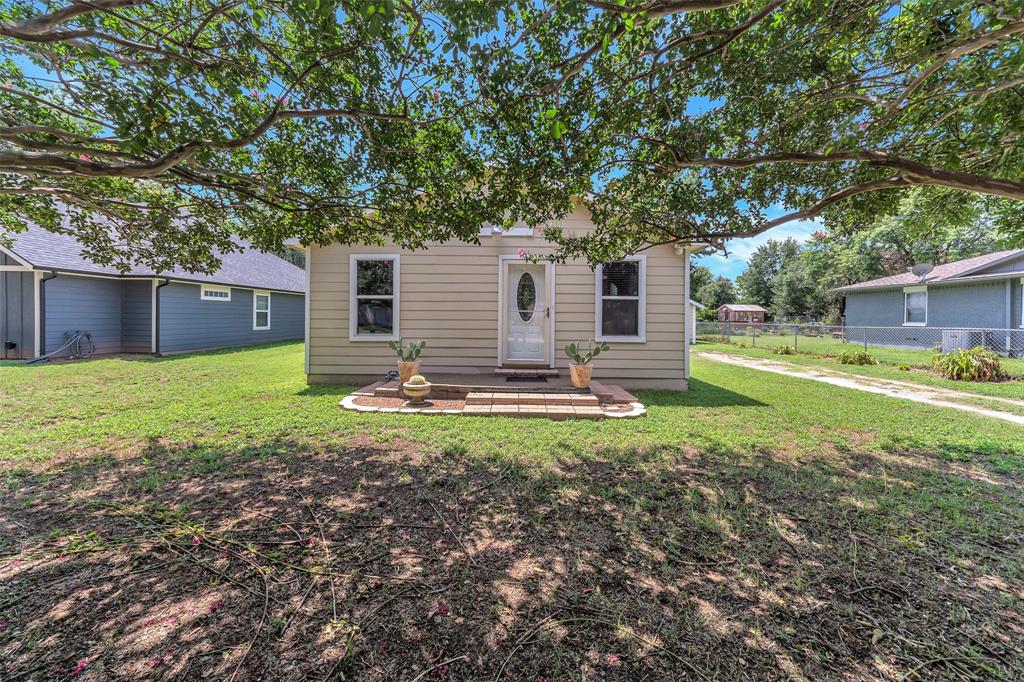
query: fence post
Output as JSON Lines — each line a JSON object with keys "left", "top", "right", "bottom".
{"left": 751, "top": 324, "right": 756, "bottom": 346}
{"left": 863, "top": 327, "right": 868, "bottom": 352}
{"left": 793, "top": 325, "right": 798, "bottom": 352}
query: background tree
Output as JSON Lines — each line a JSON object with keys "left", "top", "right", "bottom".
{"left": 689, "top": 262, "right": 713, "bottom": 297}
{"left": 770, "top": 257, "right": 824, "bottom": 322}
{"left": 696, "top": 275, "right": 737, "bottom": 317}
{"left": 736, "top": 238, "right": 800, "bottom": 307}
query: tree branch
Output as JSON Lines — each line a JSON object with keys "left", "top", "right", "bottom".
{"left": 715, "top": 176, "right": 915, "bottom": 239}
{"left": 655, "top": 149, "right": 1024, "bottom": 201}
{"left": 582, "top": 0, "right": 744, "bottom": 17}
{"left": 0, "top": 0, "right": 152, "bottom": 38}
{"left": 887, "top": 19, "right": 1024, "bottom": 112}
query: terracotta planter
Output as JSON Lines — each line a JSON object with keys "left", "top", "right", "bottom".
{"left": 569, "top": 363, "right": 593, "bottom": 389}
{"left": 402, "top": 381, "right": 432, "bottom": 405}
{"left": 398, "top": 360, "right": 421, "bottom": 383}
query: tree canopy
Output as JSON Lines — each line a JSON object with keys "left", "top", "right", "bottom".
{"left": 736, "top": 237, "right": 801, "bottom": 307}
{"left": 695, "top": 274, "right": 737, "bottom": 316}
{"left": 2, "top": 0, "right": 1023, "bottom": 271}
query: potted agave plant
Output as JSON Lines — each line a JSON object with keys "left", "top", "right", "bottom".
{"left": 565, "top": 339, "right": 609, "bottom": 389}
{"left": 388, "top": 338, "right": 427, "bottom": 390}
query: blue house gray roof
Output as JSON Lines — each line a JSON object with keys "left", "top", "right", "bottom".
{"left": 834, "top": 249, "right": 1024, "bottom": 293}
{"left": 5, "top": 222, "right": 305, "bottom": 294}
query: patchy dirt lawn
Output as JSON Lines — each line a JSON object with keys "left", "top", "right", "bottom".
{"left": 2, "top": 344, "right": 1023, "bottom": 680}
{"left": 2, "top": 436, "right": 1023, "bottom": 681}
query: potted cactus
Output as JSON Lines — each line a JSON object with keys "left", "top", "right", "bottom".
{"left": 402, "top": 374, "right": 432, "bottom": 405}
{"left": 565, "top": 339, "right": 609, "bottom": 389}
{"left": 388, "top": 338, "right": 426, "bottom": 389}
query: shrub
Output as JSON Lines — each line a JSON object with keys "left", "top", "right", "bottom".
{"left": 932, "top": 347, "right": 1006, "bottom": 382}
{"left": 898, "top": 364, "right": 911, "bottom": 371}
{"left": 696, "top": 334, "right": 732, "bottom": 344}
{"left": 772, "top": 344, "right": 795, "bottom": 355}
{"left": 837, "top": 350, "right": 878, "bottom": 366}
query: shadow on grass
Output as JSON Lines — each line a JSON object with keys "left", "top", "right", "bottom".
{"left": 2, "top": 433, "right": 1021, "bottom": 681}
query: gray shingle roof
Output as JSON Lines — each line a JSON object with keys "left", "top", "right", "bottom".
{"left": 833, "top": 249, "right": 1023, "bottom": 292}
{"left": 6, "top": 221, "right": 305, "bottom": 294}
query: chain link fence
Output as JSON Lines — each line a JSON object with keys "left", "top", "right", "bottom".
{"left": 696, "top": 321, "right": 1024, "bottom": 360}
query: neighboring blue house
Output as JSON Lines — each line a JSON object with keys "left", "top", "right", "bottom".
{"left": 835, "top": 249, "right": 1024, "bottom": 354}
{"left": 1, "top": 224, "right": 305, "bottom": 360}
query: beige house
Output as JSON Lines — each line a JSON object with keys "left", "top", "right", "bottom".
{"left": 298, "top": 204, "right": 697, "bottom": 390}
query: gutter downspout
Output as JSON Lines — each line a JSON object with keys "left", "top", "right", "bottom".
{"left": 154, "top": 278, "right": 170, "bottom": 356}
{"left": 38, "top": 272, "right": 58, "bottom": 355}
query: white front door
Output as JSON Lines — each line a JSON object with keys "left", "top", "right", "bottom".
{"left": 505, "top": 262, "right": 548, "bottom": 363}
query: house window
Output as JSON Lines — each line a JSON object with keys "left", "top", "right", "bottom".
{"left": 904, "top": 287, "right": 927, "bottom": 326}
{"left": 200, "top": 284, "right": 231, "bottom": 301}
{"left": 350, "top": 254, "right": 400, "bottom": 341}
{"left": 595, "top": 256, "right": 646, "bottom": 342}
{"left": 253, "top": 291, "right": 270, "bottom": 330}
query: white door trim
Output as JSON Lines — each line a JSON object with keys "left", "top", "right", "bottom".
{"left": 497, "top": 255, "right": 554, "bottom": 367}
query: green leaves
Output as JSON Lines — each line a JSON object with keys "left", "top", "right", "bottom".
{"left": 2, "top": 0, "right": 1022, "bottom": 274}
{"left": 542, "top": 108, "right": 568, "bottom": 139}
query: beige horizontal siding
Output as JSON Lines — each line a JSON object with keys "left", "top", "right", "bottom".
{"left": 307, "top": 206, "right": 687, "bottom": 388}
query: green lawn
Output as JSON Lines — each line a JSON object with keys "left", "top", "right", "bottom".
{"left": 699, "top": 329, "right": 1024, "bottom": 377}
{"left": 696, "top": 339, "right": 1024, "bottom": 401}
{"left": 1, "top": 342, "right": 1022, "bottom": 680}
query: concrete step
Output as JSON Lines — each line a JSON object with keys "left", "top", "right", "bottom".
{"left": 463, "top": 403, "right": 605, "bottom": 420}
{"left": 493, "top": 367, "right": 560, "bottom": 377}
{"left": 465, "top": 391, "right": 599, "bottom": 407}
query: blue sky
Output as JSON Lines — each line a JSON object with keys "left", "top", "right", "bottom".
{"left": 696, "top": 217, "right": 821, "bottom": 280}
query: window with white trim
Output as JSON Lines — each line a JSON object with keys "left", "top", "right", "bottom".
{"left": 596, "top": 256, "right": 646, "bottom": 342}
{"left": 350, "top": 255, "right": 399, "bottom": 340}
{"left": 904, "top": 286, "right": 927, "bottom": 325}
{"left": 200, "top": 284, "right": 231, "bottom": 301}
{"left": 253, "top": 291, "right": 270, "bottom": 330}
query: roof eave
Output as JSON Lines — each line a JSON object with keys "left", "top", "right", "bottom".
{"left": 26, "top": 265, "right": 305, "bottom": 294}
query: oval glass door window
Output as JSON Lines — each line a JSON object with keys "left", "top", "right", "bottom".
{"left": 517, "top": 273, "right": 536, "bottom": 322}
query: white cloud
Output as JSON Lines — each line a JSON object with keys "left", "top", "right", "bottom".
{"left": 696, "top": 219, "right": 822, "bottom": 280}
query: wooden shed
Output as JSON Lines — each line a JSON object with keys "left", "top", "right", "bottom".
{"left": 717, "top": 304, "right": 767, "bottom": 324}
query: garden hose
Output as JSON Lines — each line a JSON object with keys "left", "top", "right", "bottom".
{"left": 24, "top": 330, "right": 95, "bottom": 364}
